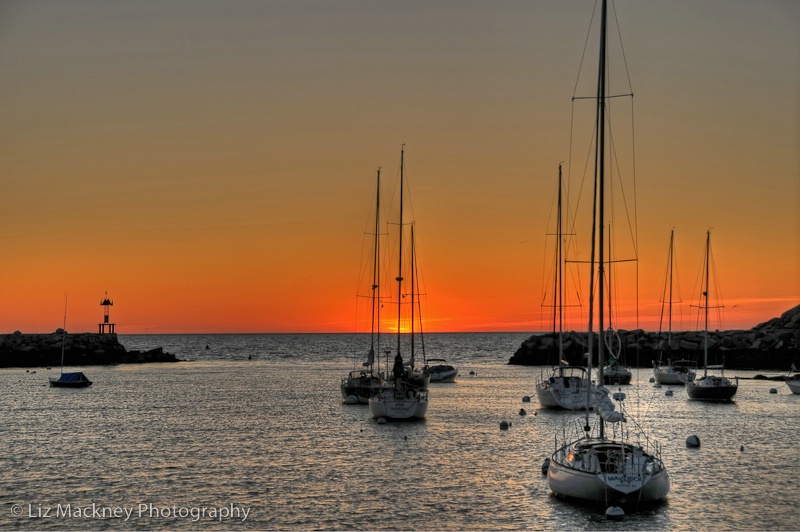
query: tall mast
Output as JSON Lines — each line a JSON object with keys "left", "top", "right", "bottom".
{"left": 410, "top": 224, "right": 416, "bottom": 368}
{"left": 703, "top": 230, "right": 710, "bottom": 377}
{"left": 557, "top": 164, "right": 564, "bottom": 359}
{"left": 396, "top": 145, "right": 405, "bottom": 360}
{"left": 368, "top": 167, "right": 381, "bottom": 368}
{"left": 668, "top": 229, "right": 674, "bottom": 347}
{"left": 597, "top": 0, "right": 609, "bottom": 437}
{"left": 60, "top": 292, "right": 68, "bottom": 375}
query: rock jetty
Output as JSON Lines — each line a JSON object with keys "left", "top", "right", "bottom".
{"left": 509, "top": 304, "right": 800, "bottom": 371}
{"left": 0, "top": 331, "right": 180, "bottom": 368}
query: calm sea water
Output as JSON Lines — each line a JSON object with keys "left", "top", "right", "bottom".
{"left": 0, "top": 333, "right": 797, "bottom": 530}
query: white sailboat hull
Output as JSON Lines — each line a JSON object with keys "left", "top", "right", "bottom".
{"left": 653, "top": 369, "right": 685, "bottom": 385}
{"left": 548, "top": 459, "right": 670, "bottom": 505}
{"left": 369, "top": 384, "right": 428, "bottom": 420}
{"left": 548, "top": 438, "right": 670, "bottom": 505}
{"left": 653, "top": 360, "right": 697, "bottom": 385}
{"left": 535, "top": 367, "right": 594, "bottom": 410}
{"left": 786, "top": 379, "right": 800, "bottom": 394}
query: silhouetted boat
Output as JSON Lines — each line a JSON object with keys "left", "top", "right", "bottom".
{"left": 369, "top": 146, "right": 428, "bottom": 420}
{"left": 685, "top": 231, "right": 738, "bottom": 402}
{"left": 50, "top": 371, "right": 92, "bottom": 388}
{"left": 653, "top": 230, "right": 697, "bottom": 385}
{"left": 546, "top": 0, "right": 669, "bottom": 506}
{"left": 426, "top": 359, "right": 457, "bottom": 383}
{"left": 535, "top": 165, "right": 594, "bottom": 410}
{"left": 341, "top": 168, "right": 384, "bottom": 404}
{"left": 49, "top": 293, "right": 92, "bottom": 388}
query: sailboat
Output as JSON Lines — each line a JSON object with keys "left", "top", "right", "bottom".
{"left": 546, "top": 0, "right": 669, "bottom": 506}
{"left": 341, "top": 168, "right": 385, "bottom": 405}
{"left": 369, "top": 145, "right": 429, "bottom": 421}
{"left": 406, "top": 226, "right": 451, "bottom": 384}
{"left": 785, "top": 364, "right": 800, "bottom": 394}
{"left": 653, "top": 230, "right": 697, "bottom": 385}
{"left": 49, "top": 294, "right": 92, "bottom": 388}
{"left": 685, "top": 230, "right": 738, "bottom": 402}
{"left": 536, "top": 164, "right": 594, "bottom": 410}
{"left": 407, "top": 225, "right": 432, "bottom": 390}
{"left": 601, "top": 224, "right": 632, "bottom": 386}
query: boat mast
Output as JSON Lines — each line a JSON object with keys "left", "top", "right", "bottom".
{"left": 412, "top": 230, "right": 427, "bottom": 366}
{"left": 368, "top": 167, "right": 381, "bottom": 369}
{"left": 60, "top": 292, "right": 68, "bottom": 375}
{"left": 557, "top": 164, "right": 564, "bottom": 360}
{"left": 668, "top": 229, "right": 674, "bottom": 350}
{"left": 703, "top": 229, "right": 710, "bottom": 377}
{"left": 410, "top": 224, "right": 416, "bottom": 368}
{"left": 396, "top": 145, "right": 405, "bottom": 361}
{"left": 596, "top": 0, "right": 609, "bottom": 437}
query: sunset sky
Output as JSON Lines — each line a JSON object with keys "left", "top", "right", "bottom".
{"left": 1, "top": 0, "right": 798, "bottom": 334}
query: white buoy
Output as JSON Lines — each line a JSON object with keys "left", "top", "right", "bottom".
{"left": 686, "top": 435, "right": 701, "bottom": 448}
{"left": 541, "top": 458, "right": 550, "bottom": 475}
{"left": 522, "top": 395, "right": 531, "bottom": 402}
{"left": 500, "top": 421, "right": 509, "bottom": 430}
{"left": 665, "top": 389, "right": 673, "bottom": 397}
{"left": 519, "top": 408, "right": 527, "bottom": 416}
{"left": 345, "top": 395, "right": 359, "bottom": 405}
{"left": 606, "top": 506, "right": 625, "bottom": 521}
{"left": 376, "top": 417, "right": 387, "bottom": 424}
{"left": 769, "top": 388, "right": 778, "bottom": 394}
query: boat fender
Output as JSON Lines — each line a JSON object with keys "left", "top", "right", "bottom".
{"left": 541, "top": 458, "right": 550, "bottom": 475}
{"left": 686, "top": 435, "right": 701, "bottom": 448}
{"left": 606, "top": 506, "right": 624, "bottom": 521}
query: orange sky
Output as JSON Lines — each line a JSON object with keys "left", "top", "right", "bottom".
{"left": 0, "top": 0, "right": 798, "bottom": 334}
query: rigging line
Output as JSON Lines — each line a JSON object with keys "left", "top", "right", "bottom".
{"left": 604, "top": 99, "right": 638, "bottom": 259}
{"left": 566, "top": 99, "right": 597, "bottom": 248}
{"left": 710, "top": 241, "right": 726, "bottom": 330}
{"left": 572, "top": 0, "right": 600, "bottom": 101}
{"left": 540, "top": 176, "right": 560, "bottom": 319}
{"left": 610, "top": 0, "right": 635, "bottom": 98}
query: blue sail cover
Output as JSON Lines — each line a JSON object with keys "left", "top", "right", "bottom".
{"left": 57, "top": 372, "right": 88, "bottom": 382}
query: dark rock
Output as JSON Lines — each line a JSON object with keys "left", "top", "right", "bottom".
{"left": 509, "top": 305, "right": 800, "bottom": 371}
{"left": 0, "top": 332, "right": 181, "bottom": 368}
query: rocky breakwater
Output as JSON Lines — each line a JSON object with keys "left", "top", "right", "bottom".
{"left": 509, "top": 304, "right": 800, "bottom": 371}
{"left": 0, "top": 330, "right": 180, "bottom": 368}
